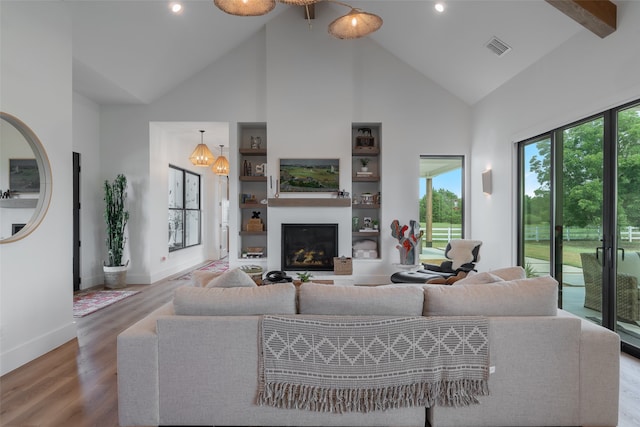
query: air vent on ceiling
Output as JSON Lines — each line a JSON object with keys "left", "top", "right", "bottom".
{"left": 485, "top": 36, "right": 512, "bottom": 57}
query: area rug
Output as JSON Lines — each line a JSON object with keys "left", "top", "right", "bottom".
{"left": 73, "top": 290, "right": 140, "bottom": 318}
{"left": 173, "top": 258, "right": 229, "bottom": 281}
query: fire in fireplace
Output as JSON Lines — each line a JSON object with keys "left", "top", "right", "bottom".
{"left": 281, "top": 223, "right": 338, "bottom": 271}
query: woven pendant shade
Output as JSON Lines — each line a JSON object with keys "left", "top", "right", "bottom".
{"left": 214, "top": 0, "right": 275, "bottom": 16}
{"left": 189, "top": 130, "right": 215, "bottom": 167}
{"left": 212, "top": 145, "right": 230, "bottom": 176}
{"left": 278, "top": 0, "right": 319, "bottom": 5}
{"left": 328, "top": 8, "right": 382, "bottom": 39}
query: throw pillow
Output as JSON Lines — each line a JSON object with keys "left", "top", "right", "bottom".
{"left": 205, "top": 267, "right": 257, "bottom": 288}
{"left": 298, "top": 283, "right": 424, "bottom": 315}
{"left": 423, "top": 275, "right": 558, "bottom": 317}
{"left": 486, "top": 266, "right": 527, "bottom": 281}
{"left": 454, "top": 271, "right": 505, "bottom": 285}
{"left": 190, "top": 270, "right": 224, "bottom": 287}
{"left": 173, "top": 283, "right": 296, "bottom": 316}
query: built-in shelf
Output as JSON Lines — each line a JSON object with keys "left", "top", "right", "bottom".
{"left": 240, "top": 203, "right": 267, "bottom": 209}
{"left": 239, "top": 231, "right": 267, "bottom": 236}
{"left": 239, "top": 149, "right": 267, "bottom": 156}
{"left": 353, "top": 231, "right": 380, "bottom": 237}
{"left": 239, "top": 176, "right": 267, "bottom": 182}
{"left": 352, "top": 203, "right": 380, "bottom": 209}
{"left": 352, "top": 176, "right": 380, "bottom": 182}
{"left": 352, "top": 147, "right": 379, "bottom": 156}
{"left": 0, "top": 198, "right": 38, "bottom": 208}
{"left": 268, "top": 198, "right": 352, "bottom": 207}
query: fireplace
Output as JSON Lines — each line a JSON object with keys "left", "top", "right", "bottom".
{"left": 281, "top": 223, "right": 338, "bottom": 271}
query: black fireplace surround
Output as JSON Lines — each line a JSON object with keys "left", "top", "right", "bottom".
{"left": 281, "top": 223, "right": 338, "bottom": 271}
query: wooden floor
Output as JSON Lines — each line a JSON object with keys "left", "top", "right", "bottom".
{"left": 1, "top": 273, "right": 639, "bottom": 427}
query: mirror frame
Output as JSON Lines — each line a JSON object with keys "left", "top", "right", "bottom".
{"left": 0, "top": 112, "right": 53, "bottom": 244}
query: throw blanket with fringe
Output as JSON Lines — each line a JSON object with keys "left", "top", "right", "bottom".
{"left": 257, "top": 315, "right": 489, "bottom": 413}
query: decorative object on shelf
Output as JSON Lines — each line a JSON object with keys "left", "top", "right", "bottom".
{"left": 250, "top": 136, "right": 262, "bottom": 149}
{"left": 212, "top": 145, "right": 229, "bottom": 176}
{"left": 213, "top": 0, "right": 382, "bottom": 39}
{"left": 243, "top": 160, "right": 252, "bottom": 176}
{"left": 352, "top": 216, "right": 359, "bottom": 231}
{"left": 390, "top": 219, "right": 423, "bottom": 266}
{"left": 244, "top": 247, "right": 265, "bottom": 258}
{"left": 246, "top": 218, "right": 264, "bottom": 232}
{"left": 255, "top": 163, "right": 266, "bottom": 176}
{"left": 252, "top": 211, "right": 261, "bottom": 219}
{"left": 372, "top": 219, "right": 379, "bottom": 230}
{"left": 360, "top": 192, "right": 374, "bottom": 204}
{"left": 1, "top": 189, "right": 11, "bottom": 199}
{"left": 359, "top": 158, "right": 369, "bottom": 172}
{"left": 362, "top": 216, "right": 372, "bottom": 229}
{"left": 189, "top": 130, "right": 215, "bottom": 167}
{"left": 337, "top": 189, "right": 350, "bottom": 198}
{"left": 355, "top": 127, "right": 375, "bottom": 147}
{"left": 103, "top": 174, "right": 130, "bottom": 288}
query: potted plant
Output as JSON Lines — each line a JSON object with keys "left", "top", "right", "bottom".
{"left": 103, "top": 174, "right": 130, "bottom": 289}
{"left": 296, "top": 271, "right": 313, "bottom": 283}
{"left": 359, "top": 158, "right": 370, "bottom": 172}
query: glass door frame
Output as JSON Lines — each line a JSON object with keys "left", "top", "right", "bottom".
{"left": 517, "top": 99, "right": 640, "bottom": 358}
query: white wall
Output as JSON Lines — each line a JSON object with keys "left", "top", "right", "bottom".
{"left": 99, "top": 7, "right": 471, "bottom": 284}
{"left": 72, "top": 92, "right": 103, "bottom": 289}
{"left": 470, "top": 0, "right": 640, "bottom": 271}
{"left": 0, "top": 2, "right": 76, "bottom": 376}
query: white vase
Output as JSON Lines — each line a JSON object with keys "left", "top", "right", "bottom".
{"left": 361, "top": 166, "right": 369, "bottom": 172}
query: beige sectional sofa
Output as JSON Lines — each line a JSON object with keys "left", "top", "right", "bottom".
{"left": 117, "top": 267, "right": 620, "bottom": 427}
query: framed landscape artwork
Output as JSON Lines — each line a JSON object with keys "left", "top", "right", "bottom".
{"left": 9, "top": 158, "right": 39, "bottom": 193}
{"left": 279, "top": 159, "right": 340, "bottom": 193}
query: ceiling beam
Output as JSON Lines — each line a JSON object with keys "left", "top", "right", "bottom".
{"left": 545, "top": 0, "right": 617, "bottom": 38}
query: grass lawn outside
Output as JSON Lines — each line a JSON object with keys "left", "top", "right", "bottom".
{"left": 525, "top": 240, "right": 640, "bottom": 268}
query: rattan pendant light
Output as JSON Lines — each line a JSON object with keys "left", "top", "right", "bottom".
{"left": 212, "top": 0, "right": 382, "bottom": 38}
{"left": 212, "top": 145, "right": 230, "bottom": 176}
{"left": 214, "top": 0, "right": 276, "bottom": 16}
{"left": 189, "top": 130, "right": 215, "bottom": 167}
{"left": 328, "top": 7, "right": 383, "bottom": 39}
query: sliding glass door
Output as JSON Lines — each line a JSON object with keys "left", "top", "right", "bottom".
{"left": 518, "top": 100, "right": 640, "bottom": 356}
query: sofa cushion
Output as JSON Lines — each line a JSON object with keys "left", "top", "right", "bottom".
{"left": 423, "top": 276, "right": 558, "bottom": 316}
{"left": 205, "top": 267, "right": 257, "bottom": 288}
{"left": 454, "top": 271, "right": 505, "bottom": 285}
{"left": 298, "top": 283, "right": 424, "bottom": 315}
{"left": 174, "top": 283, "right": 296, "bottom": 316}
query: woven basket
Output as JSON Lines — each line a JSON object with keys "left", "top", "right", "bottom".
{"left": 333, "top": 257, "right": 352, "bottom": 275}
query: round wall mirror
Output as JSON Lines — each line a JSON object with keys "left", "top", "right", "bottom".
{"left": 0, "top": 112, "right": 52, "bottom": 243}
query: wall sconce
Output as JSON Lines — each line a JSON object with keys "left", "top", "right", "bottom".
{"left": 482, "top": 169, "right": 492, "bottom": 195}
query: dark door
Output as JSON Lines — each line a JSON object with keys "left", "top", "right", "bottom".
{"left": 73, "top": 152, "right": 81, "bottom": 291}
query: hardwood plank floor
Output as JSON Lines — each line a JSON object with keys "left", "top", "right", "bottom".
{"left": 1, "top": 273, "right": 639, "bottom": 427}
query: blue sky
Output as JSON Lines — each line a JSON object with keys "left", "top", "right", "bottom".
{"left": 419, "top": 169, "right": 462, "bottom": 197}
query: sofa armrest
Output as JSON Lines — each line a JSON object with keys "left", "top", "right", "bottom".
{"left": 557, "top": 310, "right": 620, "bottom": 427}
{"left": 117, "top": 302, "right": 174, "bottom": 427}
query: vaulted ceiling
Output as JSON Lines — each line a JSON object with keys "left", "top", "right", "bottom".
{"left": 68, "top": 0, "right": 617, "bottom": 106}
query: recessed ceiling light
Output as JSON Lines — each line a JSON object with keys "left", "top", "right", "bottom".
{"left": 169, "top": 2, "right": 184, "bottom": 14}
{"left": 434, "top": 2, "right": 445, "bottom": 13}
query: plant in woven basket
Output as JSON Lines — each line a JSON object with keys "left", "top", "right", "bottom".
{"left": 104, "top": 174, "right": 129, "bottom": 267}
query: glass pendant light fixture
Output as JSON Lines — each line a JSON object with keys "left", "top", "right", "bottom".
{"left": 212, "top": 145, "right": 230, "bottom": 176}
{"left": 189, "top": 130, "right": 215, "bottom": 167}
{"left": 214, "top": 0, "right": 276, "bottom": 16}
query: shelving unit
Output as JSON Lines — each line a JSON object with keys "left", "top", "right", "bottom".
{"left": 238, "top": 123, "right": 268, "bottom": 260}
{"left": 351, "top": 123, "right": 381, "bottom": 260}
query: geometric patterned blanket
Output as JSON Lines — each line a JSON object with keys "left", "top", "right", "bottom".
{"left": 257, "top": 315, "right": 489, "bottom": 413}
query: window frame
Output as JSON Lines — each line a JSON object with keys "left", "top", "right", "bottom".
{"left": 168, "top": 164, "right": 201, "bottom": 252}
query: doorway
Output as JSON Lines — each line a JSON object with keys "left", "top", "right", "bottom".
{"left": 73, "top": 152, "right": 80, "bottom": 291}
{"left": 518, "top": 100, "right": 640, "bottom": 356}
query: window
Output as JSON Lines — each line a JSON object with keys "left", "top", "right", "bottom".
{"left": 168, "top": 165, "right": 201, "bottom": 251}
{"left": 418, "top": 156, "right": 464, "bottom": 263}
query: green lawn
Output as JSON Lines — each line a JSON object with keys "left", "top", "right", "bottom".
{"left": 525, "top": 241, "right": 640, "bottom": 268}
